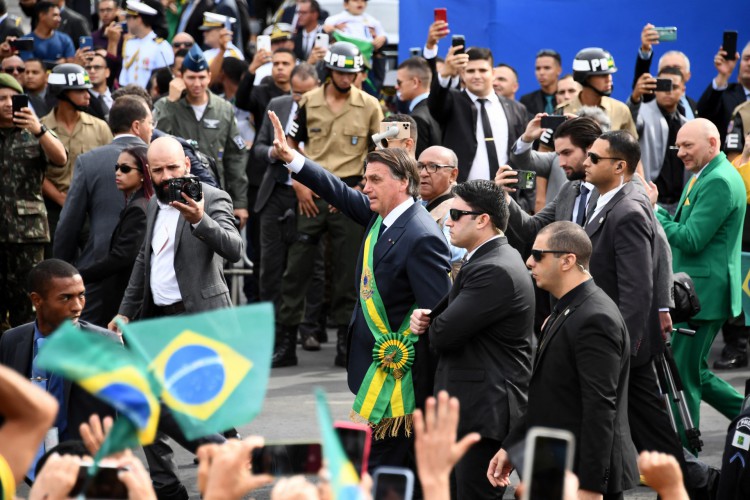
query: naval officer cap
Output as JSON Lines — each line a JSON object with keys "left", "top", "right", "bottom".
{"left": 200, "top": 12, "right": 237, "bottom": 31}
{"left": 182, "top": 44, "right": 209, "bottom": 72}
{"left": 262, "top": 22, "right": 293, "bottom": 42}
{"left": 125, "top": 0, "right": 158, "bottom": 17}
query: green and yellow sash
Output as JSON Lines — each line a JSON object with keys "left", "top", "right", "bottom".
{"left": 351, "top": 217, "right": 418, "bottom": 439}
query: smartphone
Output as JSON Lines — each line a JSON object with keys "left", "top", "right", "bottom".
{"left": 79, "top": 35, "right": 93, "bottom": 49}
{"left": 315, "top": 33, "right": 329, "bottom": 50}
{"left": 540, "top": 115, "right": 566, "bottom": 132}
{"left": 653, "top": 26, "right": 677, "bottom": 42}
{"left": 251, "top": 442, "right": 322, "bottom": 476}
{"left": 723, "top": 30, "right": 738, "bottom": 60}
{"left": 9, "top": 37, "right": 34, "bottom": 52}
{"left": 655, "top": 78, "right": 674, "bottom": 92}
{"left": 69, "top": 464, "right": 128, "bottom": 499}
{"left": 120, "top": 21, "right": 128, "bottom": 33}
{"left": 334, "top": 421, "right": 372, "bottom": 475}
{"left": 521, "top": 427, "right": 575, "bottom": 500}
{"left": 434, "top": 7, "right": 447, "bottom": 24}
{"left": 372, "top": 467, "right": 414, "bottom": 500}
{"left": 510, "top": 170, "right": 537, "bottom": 191}
{"left": 11, "top": 94, "right": 29, "bottom": 117}
{"left": 451, "top": 34, "right": 465, "bottom": 55}
{"left": 409, "top": 47, "right": 422, "bottom": 57}
{"left": 256, "top": 35, "right": 272, "bottom": 53}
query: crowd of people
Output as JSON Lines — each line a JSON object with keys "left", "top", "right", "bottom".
{"left": 1, "top": 0, "right": 750, "bottom": 497}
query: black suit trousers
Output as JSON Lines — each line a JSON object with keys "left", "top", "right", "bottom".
{"left": 452, "top": 437, "right": 505, "bottom": 500}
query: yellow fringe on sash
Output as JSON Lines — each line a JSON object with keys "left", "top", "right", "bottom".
{"left": 349, "top": 410, "right": 414, "bottom": 439}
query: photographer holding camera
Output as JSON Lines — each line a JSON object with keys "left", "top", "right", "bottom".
{"left": 108, "top": 135, "right": 242, "bottom": 499}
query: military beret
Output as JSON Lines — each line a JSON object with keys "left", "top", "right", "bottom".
{"left": 0, "top": 73, "right": 23, "bottom": 94}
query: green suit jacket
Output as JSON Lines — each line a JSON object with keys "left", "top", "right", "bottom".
{"left": 656, "top": 152, "right": 746, "bottom": 321}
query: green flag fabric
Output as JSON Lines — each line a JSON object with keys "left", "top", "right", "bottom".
{"left": 315, "top": 388, "right": 362, "bottom": 500}
{"left": 742, "top": 252, "right": 750, "bottom": 326}
{"left": 120, "top": 303, "right": 274, "bottom": 440}
{"left": 36, "top": 322, "right": 162, "bottom": 454}
{"left": 331, "top": 31, "right": 374, "bottom": 67}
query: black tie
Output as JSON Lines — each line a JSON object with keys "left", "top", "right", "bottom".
{"left": 575, "top": 184, "right": 590, "bottom": 226}
{"left": 378, "top": 223, "right": 387, "bottom": 238}
{"left": 478, "top": 99, "right": 500, "bottom": 180}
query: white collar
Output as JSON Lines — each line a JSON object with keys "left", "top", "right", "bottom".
{"left": 465, "top": 234, "right": 503, "bottom": 261}
{"left": 382, "top": 197, "right": 415, "bottom": 230}
{"left": 465, "top": 89, "right": 499, "bottom": 105}
{"left": 594, "top": 181, "right": 625, "bottom": 212}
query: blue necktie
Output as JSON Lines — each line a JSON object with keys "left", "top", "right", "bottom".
{"left": 575, "top": 185, "right": 590, "bottom": 226}
{"left": 544, "top": 94, "right": 555, "bottom": 115}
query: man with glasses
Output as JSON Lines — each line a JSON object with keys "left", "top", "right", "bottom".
{"left": 292, "top": 0, "right": 324, "bottom": 63}
{"left": 488, "top": 221, "right": 638, "bottom": 499}
{"left": 417, "top": 145, "right": 465, "bottom": 276}
{"left": 86, "top": 53, "right": 112, "bottom": 117}
{"left": 119, "top": 0, "right": 174, "bottom": 88}
{"left": 1, "top": 56, "right": 25, "bottom": 87}
{"left": 410, "top": 179, "right": 533, "bottom": 500}
{"left": 171, "top": 32, "right": 195, "bottom": 53}
{"left": 520, "top": 49, "right": 562, "bottom": 116}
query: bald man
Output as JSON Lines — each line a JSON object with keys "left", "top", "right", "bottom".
{"left": 1, "top": 56, "right": 26, "bottom": 87}
{"left": 650, "top": 118, "right": 747, "bottom": 445}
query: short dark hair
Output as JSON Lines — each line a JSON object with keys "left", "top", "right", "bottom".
{"left": 599, "top": 130, "right": 641, "bottom": 174}
{"left": 221, "top": 57, "right": 249, "bottom": 84}
{"left": 536, "top": 49, "right": 562, "bottom": 66}
{"left": 0, "top": 0, "right": 7, "bottom": 16}
{"left": 109, "top": 95, "right": 149, "bottom": 135}
{"left": 495, "top": 63, "right": 518, "bottom": 79}
{"left": 383, "top": 114, "right": 417, "bottom": 141}
{"left": 153, "top": 67, "right": 173, "bottom": 94}
{"left": 366, "top": 148, "right": 419, "bottom": 197}
{"left": 658, "top": 66, "right": 684, "bottom": 81}
{"left": 300, "top": 0, "right": 321, "bottom": 16}
{"left": 538, "top": 221, "right": 592, "bottom": 268}
{"left": 112, "top": 84, "right": 153, "bottom": 110}
{"left": 35, "top": 1, "right": 57, "bottom": 22}
{"left": 397, "top": 57, "right": 431, "bottom": 87}
{"left": 467, "top": 47, "right": 493, "bottom": 67}
{"left": 25, "top": 58, "right": 46, "bottom": 69}
{"left": 273, "top": 47, "right": 296, "bottom": 59}
{"left": 26, "top": 259, "right": 80, "bottom": 298}
{"left": 452, "top": 180, "right": 509, "bottom": 232}
{"left": 553, "top": 116, "right": 602, "bottom": 151}
{"left": 291, "top": 61, "right": 318, "bottom": 82}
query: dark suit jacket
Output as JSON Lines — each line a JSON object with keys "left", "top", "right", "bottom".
{"left": 632, "top": 52, "right": 699, "bottom": 117}
{"left": 0, "top": 321, "right": 117, "bottom": 440}
{"left": 253, "top": 95, "right": 295, "bottom": 213}
{"left": 519, "top": 88, "right": 554, "bottom": 116}
{"left": 426, "top": 56, "right": 527, "bottom": 182}
{"left": 292, "top": 25, "right": 323, "bottom": 62}
{"left": 78, "top": 190, "right": 149, "bottom": 325}
{"left": 585, "top": 181, "right": 661, "bottom": 367}
{"left": 429, "top": 237, "right": 533, "bottom": 442}
{"left": 410, "top": 99, "right": 442, "bottom": 158}
{"left": 60, "top": 6, "right": 91, "bottom": 49}
{"left": 294, "top": 157, "right": 452, "bottom": 409}
{"left": 118, "top": 183, "right": 244, "bottom": 319}
{"left": 54, "top": 135, "right": 147, "bottom": 327}
{"left": 0, "top": 15, "right": 24, "bottom": 43}
{"left": 505, "top": 280, "right": 638, "bottom": 494}
{"left": 698, "top": 82, "right": 748, "bottom": 145}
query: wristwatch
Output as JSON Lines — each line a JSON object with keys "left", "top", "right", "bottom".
{"left": 34, "top": 124, "right": 48, "bottom": 138}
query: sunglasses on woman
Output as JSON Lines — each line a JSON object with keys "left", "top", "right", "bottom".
{"left": 115, "top": 163, "right": 142, "bottom": 174}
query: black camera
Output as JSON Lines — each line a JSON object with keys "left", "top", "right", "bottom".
{"left": 167, "top": 177, "right": 202, "bottom": 204}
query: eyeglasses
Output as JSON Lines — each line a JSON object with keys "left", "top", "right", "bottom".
{"left": 530, "top": 249, "right": 573, "bottom": 262}
{"left": 586, "top": 152, "right": 624, "bottom": 165}
{"left": 2, "top": 66, "right": 25, "bottom": 74}
{"left": 449, "top": 209, "right": 483, "bottom": 221}
{"left": 417, "top": 162, "right": 456, "bottom": 173}
{"left": 84, "top": 65, "right": 106, "bottom": 71}
{"left": 115, "top": 163, "right": 142, "bottom": 174}
{"left": 173, "top": 41, "right": 194, "bottom": 49}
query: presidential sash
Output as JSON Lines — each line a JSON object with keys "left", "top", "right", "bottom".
{"left": 351, "top": 216, "right": 418, "bottom": 439}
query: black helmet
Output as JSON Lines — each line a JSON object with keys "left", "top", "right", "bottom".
{"left": 47, "top": 63, "right": 93, "bottom": 97}
{"left": 324, "top": 42, "right": 365, "bottom": 74}
{"left": 572, "top": 47, "right": 617, "bottom": 85}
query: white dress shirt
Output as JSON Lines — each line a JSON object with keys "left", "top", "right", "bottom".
{"left": 150, "top": 201, "right": 183, "bottom": 305}
{"left": 465, "top": 89, "right": 508, "bottom": 181}
{"left": 464, "top": 234, "right": 503, "bottom": 262}
{"left": 588, "top": 182, "right": 624, "bottom": 224}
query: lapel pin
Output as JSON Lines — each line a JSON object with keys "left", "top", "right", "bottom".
{"left": 598, "top": 217, "right": 604, "bottom": 224}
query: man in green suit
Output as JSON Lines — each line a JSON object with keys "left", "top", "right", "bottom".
{"left": 651, "top": 118, "right": 746, "bottom": 442}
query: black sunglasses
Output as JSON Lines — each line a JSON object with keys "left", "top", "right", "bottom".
{"left": 173, "top": 41, "right": 194, "bottom": 48}
{"left": 449, "top": 209, "right": 483, "bottom": 221}
{"left": 586, "top": 152, "right": 624, "bottom": 165}
{"left": 3, "top": 66, "right": 25, "bottom": 73}
{"left": 115, "top": 163, "right": 142, "bottom": 174}
{"left": 530, "top": 249, "right": 573, "bottom": 262}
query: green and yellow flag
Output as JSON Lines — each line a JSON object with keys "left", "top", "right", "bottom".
{"left": 742, "top": 252, "right": 750, "bottom": 326}
{"left": 36, "top": 322, "right": 162, "bottom": 456}
{"left": 120, "top": 303, "right": 275, "bottom": 440}
{"left": 315, "top": 389, "right": 362, "bottom": 500}
{"left": 331, "top": 31, "right": 375, "bottom": 67}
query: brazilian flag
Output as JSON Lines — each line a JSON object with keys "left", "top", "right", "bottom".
{"left": 315, "top": 389, "right": 362, "bottom": 500}
{"left": 742, "top": 252, "right": 750, "bottom": 326}
{"left": 120, "top": 303, "right": 274, "bottom": 440}
{"left": 36, "top": 322, "right": 162, "bottom": 454}
{"left": 331, "top": 31, "right": 375, "bottom": 68}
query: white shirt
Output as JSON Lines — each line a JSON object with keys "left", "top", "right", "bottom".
{"left": 588, "top": 182, "right": 625, "bottom": 224}
{"left": 150, "top": 201, "right": 183, "bottom": 306}
{"left": 190, "top": 103, "right": 208, "bottom": 120}
{"left": 204, "top": 43, "right": 245, "bottom": 63}
{"left": 464, "top": 234, "right": 503, "bottom": 262}
{"left": 300, "top": 26, "right": 323, "bottom": 58}
{"left": 324, "top": 11, "right": 385, "bottom": 41}
{"left": 253, "top": 61, "right": 272, "bottom": 86}
{"left": 120, "top": 30, "right": 174, "bottom": 88}
{"left": 465, "top": 89, "right": 508, "bottom": 181}
{"left": 571, "top": 182, "right": 595, "bottom": 224}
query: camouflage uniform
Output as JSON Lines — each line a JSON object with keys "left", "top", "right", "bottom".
{"left": 0, "top": 126, "right": 56, "bottom": 331}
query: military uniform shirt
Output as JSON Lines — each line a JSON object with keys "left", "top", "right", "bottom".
{"left": 204, "top": 43, "right": 245, "bottom": 63}
{"left": 119, "top": 30, "right": 174, "bottom": 88}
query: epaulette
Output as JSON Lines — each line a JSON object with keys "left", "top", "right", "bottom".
{"left": 9, "top": 14, "right": 22, "bottom": 27}
{"left": 155, "top": 37, "right": 164, "bottom": 43}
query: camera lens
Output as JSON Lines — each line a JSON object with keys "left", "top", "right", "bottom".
{"left": 185, "top": 182, "right": 200, "bottom": 199}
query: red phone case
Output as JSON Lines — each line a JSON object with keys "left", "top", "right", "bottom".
{"left": 334, "top": 421, "right": 372, "bottom": 475}
{"left": 434, "top": 8, "right": 447, "bottom": 23}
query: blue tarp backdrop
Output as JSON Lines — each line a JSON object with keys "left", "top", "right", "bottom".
{"left": 398, "top": 1, "right": 750, "bottom": 103}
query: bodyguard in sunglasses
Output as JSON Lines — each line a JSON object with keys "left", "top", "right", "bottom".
{"left": 410, "top": 180, "right": 534, "bottom": 500}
